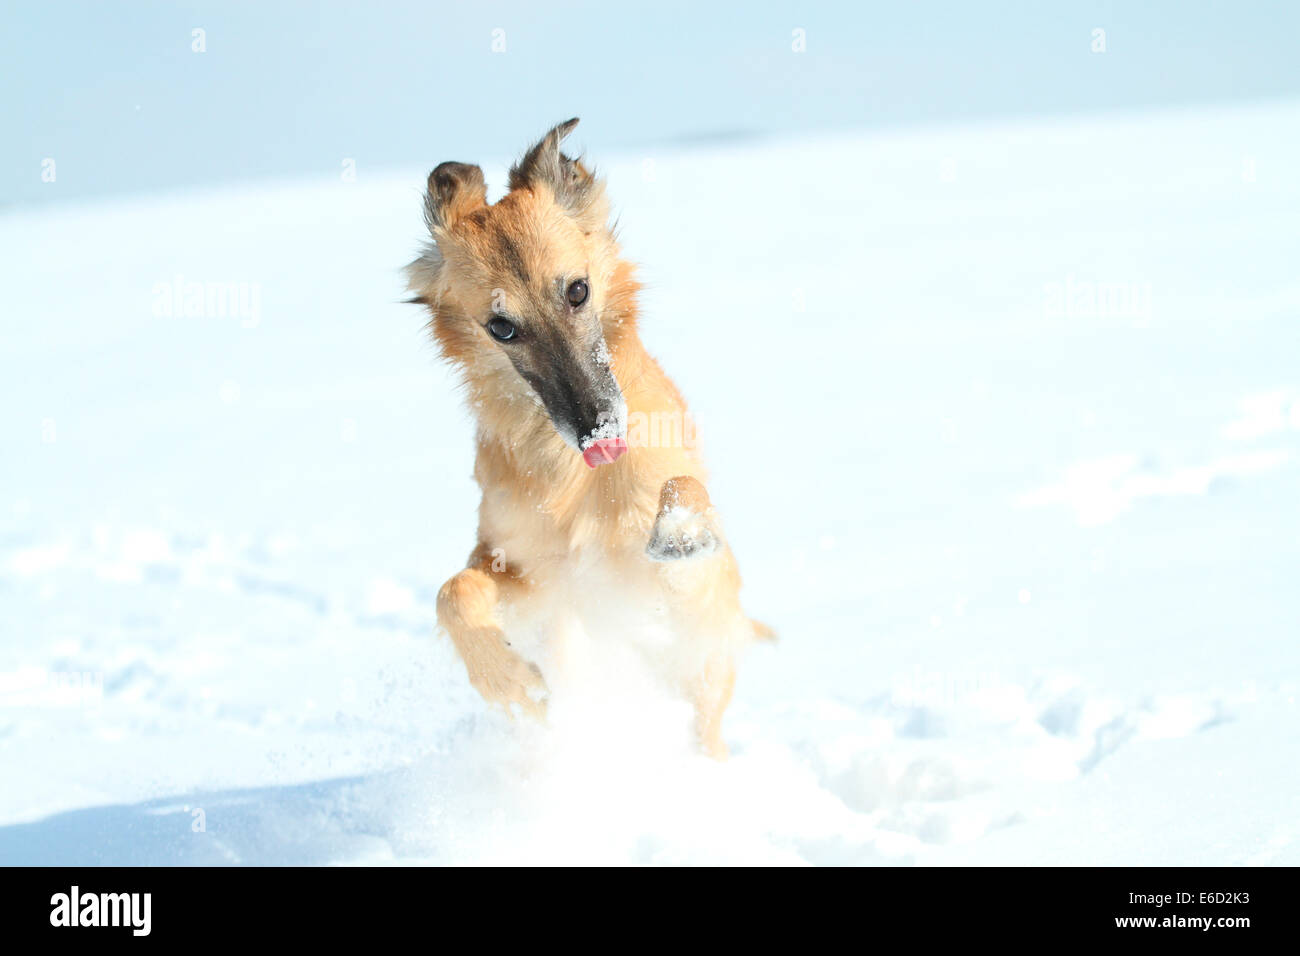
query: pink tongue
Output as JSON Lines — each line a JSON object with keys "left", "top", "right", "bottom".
{"left": 582, "top": 437, "right": 628, "bottom": 468}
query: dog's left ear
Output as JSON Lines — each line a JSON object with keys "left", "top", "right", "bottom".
{"left": 509, "top": 118, "right": 607, "bottom": 229}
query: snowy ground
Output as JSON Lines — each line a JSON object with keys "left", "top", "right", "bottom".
{"left": 2, "top": 100, "right": 1298, "bottom": 865}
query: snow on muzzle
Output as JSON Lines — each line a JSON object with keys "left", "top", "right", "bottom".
{"left": 514, "top": 328, "right": 628, "bottom": 465}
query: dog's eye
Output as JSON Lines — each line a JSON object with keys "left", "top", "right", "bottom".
{"left": 487, "top": 317, "right": 517, "bottom": 342}
{"left": 566, "top": 279, "right": 589, "bottom": 307}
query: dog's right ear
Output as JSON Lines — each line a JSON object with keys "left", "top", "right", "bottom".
{"left": 423, "top": 161, "right": 487, "bottom": 232}
{"left": 409, "top": 162, "right": 484, "bottom": 302}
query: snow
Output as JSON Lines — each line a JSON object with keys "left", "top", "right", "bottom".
{"left": 2, "top": 99, "right": 1299, "bottom": 865}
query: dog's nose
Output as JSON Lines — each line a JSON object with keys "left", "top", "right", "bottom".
{"left": 582, "top": 437, "right": 628, "bottom": 468}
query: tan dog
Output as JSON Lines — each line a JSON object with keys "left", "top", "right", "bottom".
{"left": 406, "top": 119, "right": 769, "bottom": 757}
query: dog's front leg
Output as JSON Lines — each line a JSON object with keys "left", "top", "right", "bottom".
{"left": 645, "top": 475, "right": 746, "bottom": 759}
{"left": 437, "top": 546, "right": 546, "bottom": 719}
{"left": 646, "top": 475, "right": 723, "bottom": 562}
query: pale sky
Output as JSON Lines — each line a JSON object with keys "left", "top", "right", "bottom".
{"left": 5, "top": 0, "right": 1299, "bottom": 205}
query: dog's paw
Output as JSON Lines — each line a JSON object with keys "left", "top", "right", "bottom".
{"left": 461, "top": 630, "right": 548, "bottom": 720}
{"left": 646, "top": 506, "right": 721, "bottom": 562}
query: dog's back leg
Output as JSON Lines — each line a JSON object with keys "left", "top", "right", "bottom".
{"left": 437, "top": 544, "right": 546, "bottom": 719}
{"left": 690, "top": 651, "right": 737, "bottom": 760}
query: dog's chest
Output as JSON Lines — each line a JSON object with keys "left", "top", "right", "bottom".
{"left": 501, "top": 545, "right": 681, "bottom": 669}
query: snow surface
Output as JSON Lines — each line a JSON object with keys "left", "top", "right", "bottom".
{"left": 2, "top": 100, "right": 1299, "bottom": 865}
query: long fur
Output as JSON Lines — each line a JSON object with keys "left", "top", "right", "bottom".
{"left": 405, "top": 120, "right": 766, "bottom": 757}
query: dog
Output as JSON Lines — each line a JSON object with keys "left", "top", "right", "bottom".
{"left": 406, "top": 119, "right": 770, "bottom": 758}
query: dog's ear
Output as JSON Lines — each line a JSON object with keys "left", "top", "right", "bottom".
{"left": 423, "top": 161, "right": 487, "bottom": 232}
{"left": 509, "top": 118, "right": 606, "bottom": 227}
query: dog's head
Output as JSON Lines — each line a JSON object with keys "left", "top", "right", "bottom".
{"left": 408, "top": 118, "right": 633, "bottom": 467}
